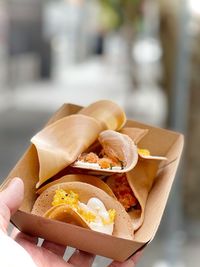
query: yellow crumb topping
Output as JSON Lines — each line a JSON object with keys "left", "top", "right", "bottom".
{"left": 52, "top": 189, "right": 79, "bottom": 208}
{"left": 138, "top": 148, "right": 151, "bottom": 157}
{"left": 101, "top": 209, "right": 116, "bottom": 225}
{"left": 109, "top": 209, "right": 116, "bottom": 222}
{"left": 51, "top": 189, "right": 116, "bottom": 225}
{"left": 77, "top": 208, "right": 96, "bottom": 223}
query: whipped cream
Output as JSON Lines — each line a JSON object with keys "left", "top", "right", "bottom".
{"left": 78, "top": 197, "right": 115, "bottom": 235}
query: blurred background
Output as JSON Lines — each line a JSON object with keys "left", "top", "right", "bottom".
{"left": 0, "top": 0, "right": 199, "bottom": 266}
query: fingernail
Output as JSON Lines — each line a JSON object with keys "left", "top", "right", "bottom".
{"left": 3, "top": 178, "right": 20, "bottom": 190}
{"left": 7, "top": 178, "right": 23, "bottom": 190}
{"left": 9, "top": 177, "right": 21, "bottom": 185}
{"left": 3, "top": 178, "right": 24, "bottom": 204}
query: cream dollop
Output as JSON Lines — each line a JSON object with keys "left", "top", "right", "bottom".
{"left": 78, "top": 197, "right": 115, "bottom": 235}
{"left": 52, "top": 189, "right": 116, "bottom": 235}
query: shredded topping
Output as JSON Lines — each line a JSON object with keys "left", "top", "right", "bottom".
{"left": 107, "top": 174, "right": 138, "bottom": 211}
{"left": 77, "top": 152, "right": 124, "bottom": 170}
{"left": 52, "top": 189, "right": 79, "bottom": 208}
{"left": 77, "top": 208, "right": 96, "bottom": 223}
{"left": 52, "top": 189, "right": 116, "bottom": 228}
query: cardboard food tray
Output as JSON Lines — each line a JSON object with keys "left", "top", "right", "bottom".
{"left": 0, "top": 103, "right": 184, "bottom": 261}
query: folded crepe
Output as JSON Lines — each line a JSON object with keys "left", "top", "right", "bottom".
{"left": 31, "top": 182, "right": 134, "bottom": 240}
{"left": 121, "top": 127, "right": 167, "bottom": 161}
{"left": 72, "top": 130, "right": 138, "bottom": 174}
{"left": 32, "top": 125, "right": 143, "bottom": 188}
{"left": 116, "top": 128, "right": 167, "bottom": 230}
{"left": 71, "top": 127, "right": 152, "bottom": 175}
{"left": 79, "top": 100, "right": 126, "bottom": 131}
{"left": 120, "top": 127, "right": 149, "bottom": 144}
{"left": 107, "top": 124, "right": 168, "bottom": 231}
{"left": 36, "top": 174, "right": 116, "bottom": 199}
{"left": 107, "top": 159, "right": 162, "bottom": 231}
{"left": 31, "top": 101, "right": 128, "bottom": 188}
{"left": 31, "top": 114, "right": 102, "bottom": 188}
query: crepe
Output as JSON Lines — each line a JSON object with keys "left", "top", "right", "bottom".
{"left": 31, "top": 114, "right": 102, "bottom": 187}
{"left": 107, "top": 159, "right": 160, "bottom": 231}
{"left": 120, "top": 127, "right": 149, "bottom": 144}
{"left": 32, "top": 182, "right": 134, "bottom": 240}
{"left": 78, "top": 100, "right": 126, "bottom": 131}
{"left": 31, "top": 100, "right": 167, "bottom": 234}
{"left": 36, "top": 174, "right": 116, "bottom": 199}
{"left": 31, "top": 101, "right": 128, "bottom": 188}
{"left": 72, "top": 130, "right": 138, "bottom": 174}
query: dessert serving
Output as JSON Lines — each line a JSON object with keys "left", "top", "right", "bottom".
{"left": 31, "top": 100, "right": 168, "bottom": 238}
{"left": 0, "top": 99, "right": 184, "bottom": 261}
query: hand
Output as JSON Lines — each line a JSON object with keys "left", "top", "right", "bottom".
{"left": 0, "top": 178, "right": 143, "bottom": 267}
{"left": 107, "top": 249, "right": 143, "bottom": 267}
{"left": 0, "top": 178, "right": 95, "bottom": 267}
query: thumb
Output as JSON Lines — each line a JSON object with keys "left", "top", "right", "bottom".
{"left": 0, "top": 178, "right": 24, "bottom": 232}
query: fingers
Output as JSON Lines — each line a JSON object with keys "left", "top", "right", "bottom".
{"left": 68, "top": 249, "right": 95, "bottom": 267}
{"left": 0, "top": 178, "right": 24, "bottom": 214}
{"left": 42, "top": 240, "right": 66, "bottom": 257}
{"left": 11, "top": 227, "right": 38, "bottom": 245}
{"left": 12, "top": 227, "right": 66, "bottom": 258}
{"left": 11, "top": 228, "right": 40, "bottom": 266}
{"left": 0, "top": 178, "right": 24, "bottom": 232}
{"left": 108, "top": 250, "right": 143, "bottom": 267}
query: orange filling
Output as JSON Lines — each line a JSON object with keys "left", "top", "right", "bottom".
{"left": 78, "top": 152, "right": 123, "bottom": 169}
{"left": 108, "top": 174, "right": 138, "bottom": 211}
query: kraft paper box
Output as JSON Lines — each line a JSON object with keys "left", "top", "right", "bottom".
{"left": 0, "top": 103, "right": 184, "bottom": 261}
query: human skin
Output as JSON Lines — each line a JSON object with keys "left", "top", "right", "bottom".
{"left": 0, "top": 178, "right": 143, "bottom": 267}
